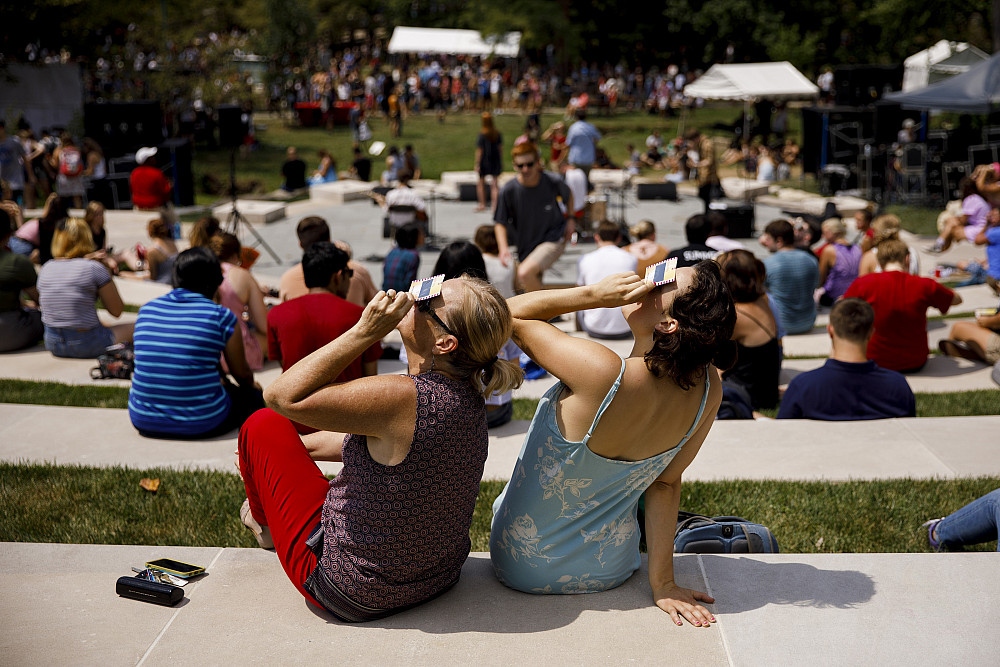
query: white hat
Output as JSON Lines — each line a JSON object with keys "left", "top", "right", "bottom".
{"left": 135, "top": 146, "right": 157, "bottom": 165}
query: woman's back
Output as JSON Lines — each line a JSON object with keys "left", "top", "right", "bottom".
{"left": 490, "top": 359, "right": 717, "bottom": 593}
{"left": 37, "top": 258, "right": 108, "bottom": 328}
{"left": 563, "top": 356, "right": 718, "bottom": 462}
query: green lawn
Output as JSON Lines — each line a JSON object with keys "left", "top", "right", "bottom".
{"left": 2, "top": 379, "right": 994, "bottom": 419}
{"left": 191, "top": 106, "right": 776, "bottom": 205}
{"left": 190, "top": 107, "right": 941, "bottom": 241}
{"left": 0, "top": 463, "right": 994, "bottom": 553}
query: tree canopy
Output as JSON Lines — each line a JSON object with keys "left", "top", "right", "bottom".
{"left": 2, "top": 0, "right": 996, "bottom": 78}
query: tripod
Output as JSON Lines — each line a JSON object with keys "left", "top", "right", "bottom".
{"left": 225, "top": 148, "right": 280, "bottom": 264}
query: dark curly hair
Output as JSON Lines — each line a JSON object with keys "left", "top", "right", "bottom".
{"left": 644, "top": 260, "right": 738, "bottom": 389}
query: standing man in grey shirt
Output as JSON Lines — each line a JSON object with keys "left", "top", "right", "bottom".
{"left": 494, "top": 142, "right": 573, "bottom": 292}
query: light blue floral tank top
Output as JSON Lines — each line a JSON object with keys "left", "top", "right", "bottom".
{"left": 490, "top": 358, "right": 710, "bottom": 594}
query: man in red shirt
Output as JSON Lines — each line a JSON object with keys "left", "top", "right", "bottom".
{"left": 130, "top": 146, "right": 177, "bottom": 228}
{"left": 268, "top": 241, "right": 381, "bottom": 373}
{"left": 844, "top": 239, "right": 961, "bottom": 372}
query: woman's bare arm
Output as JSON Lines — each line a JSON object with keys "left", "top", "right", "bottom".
{"left": 643, "top": 403, "right": 718, "bottom": 627}
{"left": 96, "top": 277, "right": 124, "bottom": 318}
{"left": 264, "top": 290, "right": 416, "bottom": 444}
{"left": 507, "top": 272, "right": 651, "bottom": 323}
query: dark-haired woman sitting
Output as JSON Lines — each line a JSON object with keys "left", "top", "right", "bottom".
{"left": 717, "top": 249, "right": 781, "bottom": 411}
{"left": 128, "top": 247, "right": 263, "bottom": 439}
{"left": 490, "top": 261, "right": 736, "bottom": 627}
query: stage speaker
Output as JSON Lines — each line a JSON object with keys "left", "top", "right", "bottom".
{"left": 217, "top": 104, "right": 249, "bottom": 148}
{"left": 943, "top": 162, "right": 970, "bottom": 200}
{"left": 708, "top": 201, "right": 755, "bottom": 238}
{"left": 636, "top": 182, "right": 677, "bottom": 200}
{"left": 84, "top": 102, "right": 164, "bottom": 157}
{"left": 157, "top": 138, "right": 195, "bottom": 207}
{"left": 834, "top": 65, "right": 903, "bottom": 106}
{"left": 458, "top": 183, "right": 487, "bottom": 202}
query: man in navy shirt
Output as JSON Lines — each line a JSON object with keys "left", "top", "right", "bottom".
{"left": 778, "top": 298, "right": 915, "bottom": 420}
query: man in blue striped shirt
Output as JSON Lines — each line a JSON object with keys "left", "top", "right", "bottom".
{"left": 129, "top": 247, "right": 263, "bottom": 439}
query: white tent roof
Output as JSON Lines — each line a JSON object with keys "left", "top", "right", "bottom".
{"left": 387, "top": 27, "right": 521, "bottom": 57}
{"left": 683, "top": 62, "right": 819, "bottom": 101}
{"left": 902, "top": 40, "right": 989, "bottom": 91}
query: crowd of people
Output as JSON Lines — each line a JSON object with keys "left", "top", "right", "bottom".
{"left": 1, "top": 119, "right": 997, "bottom": 625}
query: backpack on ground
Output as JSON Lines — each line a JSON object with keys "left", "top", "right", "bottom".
{"left": 673, "top": 511, "right": 779, "bottom": 554}
{"left": 60, "top": 147, "right": 83, "bottom": 177}
{"left": 90, "top": 343, "right": 135, "bottom": 380}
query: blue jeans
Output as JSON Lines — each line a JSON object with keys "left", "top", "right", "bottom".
{"left": 936, "top": 489, "right": 1000, "bottom": 551}
{"left": 44, "top": 325, "right": 115, "bottom": 359}
{"left": 7, "top": 236, "right": 34, "bottom": 256}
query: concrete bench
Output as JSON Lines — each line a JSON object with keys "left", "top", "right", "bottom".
{"left": 720, "top": 176, "right": 770, "bottom": 201}
{"left": 211, "top": 200, "right": 286, "bottom": 225}
{"left": 2, "top": 402, "right": 996, "bottom": 481}
{"left": 308, "top": 181, "right": 374, "bottom": 205}
{"left": 2, "top": 542, "right": 996, "bottom": 664}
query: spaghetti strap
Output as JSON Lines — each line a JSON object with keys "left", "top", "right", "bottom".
{"left": 680, "top": 370, "right": 712, "bottom": 445}
{"left": 739, "top": 307, "right": 777, "bottom": 339}
{"left": 581, "top": 357, "right": 627, "bottom": 445}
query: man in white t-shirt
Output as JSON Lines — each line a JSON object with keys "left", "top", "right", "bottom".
{"left": 383, "top": 169, "right": 427, "bottom": 229}
{"left": 576, "top": 220, "right": 637, "bottom": 339}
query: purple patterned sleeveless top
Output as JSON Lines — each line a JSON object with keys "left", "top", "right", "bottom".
{"left": 823, "top": 243, "right": 862, "bottom": 301}
{"left": 318, "top": 372, "right": 487, "bottom": 610}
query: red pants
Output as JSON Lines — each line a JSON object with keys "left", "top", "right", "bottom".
{"left": 238, "top": 408, "right": 330, "bottom": 607}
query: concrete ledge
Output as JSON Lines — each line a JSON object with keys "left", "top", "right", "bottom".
{"left": 211, "top": 200, "right": 286, "bottom": 225}
{"left": 720, "top": 176, "right": 770, "bottom": 201}
{"left": 308, "top": 180, "right": 374, "bottom": 205}
{"left": 589, "top": 168, "right": 629, "bottom": 187}
{"left": 2, "top": 543, "right": 996, "bottom": 665}
{"left": 439, "top": 170, "right": 479, "bottom": 189}
{"left": 2, "top": 403, "right": 997, "bottom": 481}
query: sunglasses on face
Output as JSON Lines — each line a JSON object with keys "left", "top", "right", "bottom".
{"left": 514, "top": 160, "right": 536, "bottom": 170}
{"left": 416, "top": 299, "right": 460, "bottom": 341}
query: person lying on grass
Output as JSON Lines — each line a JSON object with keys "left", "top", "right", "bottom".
{"left": 490, "top": 262, "right": 736, "bottom": 627}
{"left": 237, "top": 276, "right": 522, "bottom": 622}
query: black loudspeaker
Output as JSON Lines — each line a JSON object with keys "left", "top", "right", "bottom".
{"left": 157, "top": 138, "right": 195, "bottom": 207}
{"left": 458, "top": 183, "right": 483, "bottom": 202}
{"left": 84, "top": 102, "right": 164, "bottom": 157}
{"left": 636, "top": 181, "right": 677, "bottom": 200}
{"left": 217, "top": 104, "right": 249, "bottom": 148}
{"left": 943, "top": 162, "right": 971, "bottom": 200}
{"left": 800, "top": 106, "right": 876, "bottom": 174}
{"left": 709, "top": 201, "right": 755, "bottom": 238}
{"left": 834, "top": 65, "right": 903, "bottom": 106}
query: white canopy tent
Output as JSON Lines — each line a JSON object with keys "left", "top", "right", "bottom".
{"left": 683, "top": 61, "right": 820, "bottom": 101}
{"left": 902, "top": 40, "right": 989, "bottom": 91}
{"left": 387, "top": 27, "right": 521, "bottom": 58}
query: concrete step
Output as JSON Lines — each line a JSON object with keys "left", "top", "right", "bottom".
{"left": 2, "top": 542, "right": 995, "bottom": 665}
{"left": 1, "top": 403, "right": 996, "bottom": 482}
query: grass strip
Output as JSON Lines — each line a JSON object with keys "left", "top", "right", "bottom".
{"left": 1, "top": 463, "right": 995, "bottom": 553}
{"left": 0, "top": 379, "right": 130, "bottom": 409}
{"left": 4, "top": 380, "right": 995, "bottom": 419}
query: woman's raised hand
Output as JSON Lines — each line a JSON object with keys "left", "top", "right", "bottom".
{"left": 592, "top": 272, "right": 653, "bottom": 308}
{"left": 356, "top": 289, "right": 414, "bottom": 340}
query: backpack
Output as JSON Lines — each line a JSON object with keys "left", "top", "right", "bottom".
{"left": 673, "top": 512, "right": 780, "bottom": 554}
{"left": 90, "top": 343, "right": 135, "bottom": 380}
{"left": 60, "top": 147, "right": 83, "bottom": 177}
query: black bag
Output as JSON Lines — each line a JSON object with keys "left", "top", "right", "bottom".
{"left": 90, "top": 343, "right": 135, "bottom": 380}
{"left": 673, "top": 511, "right": 779, "bottom": 554}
